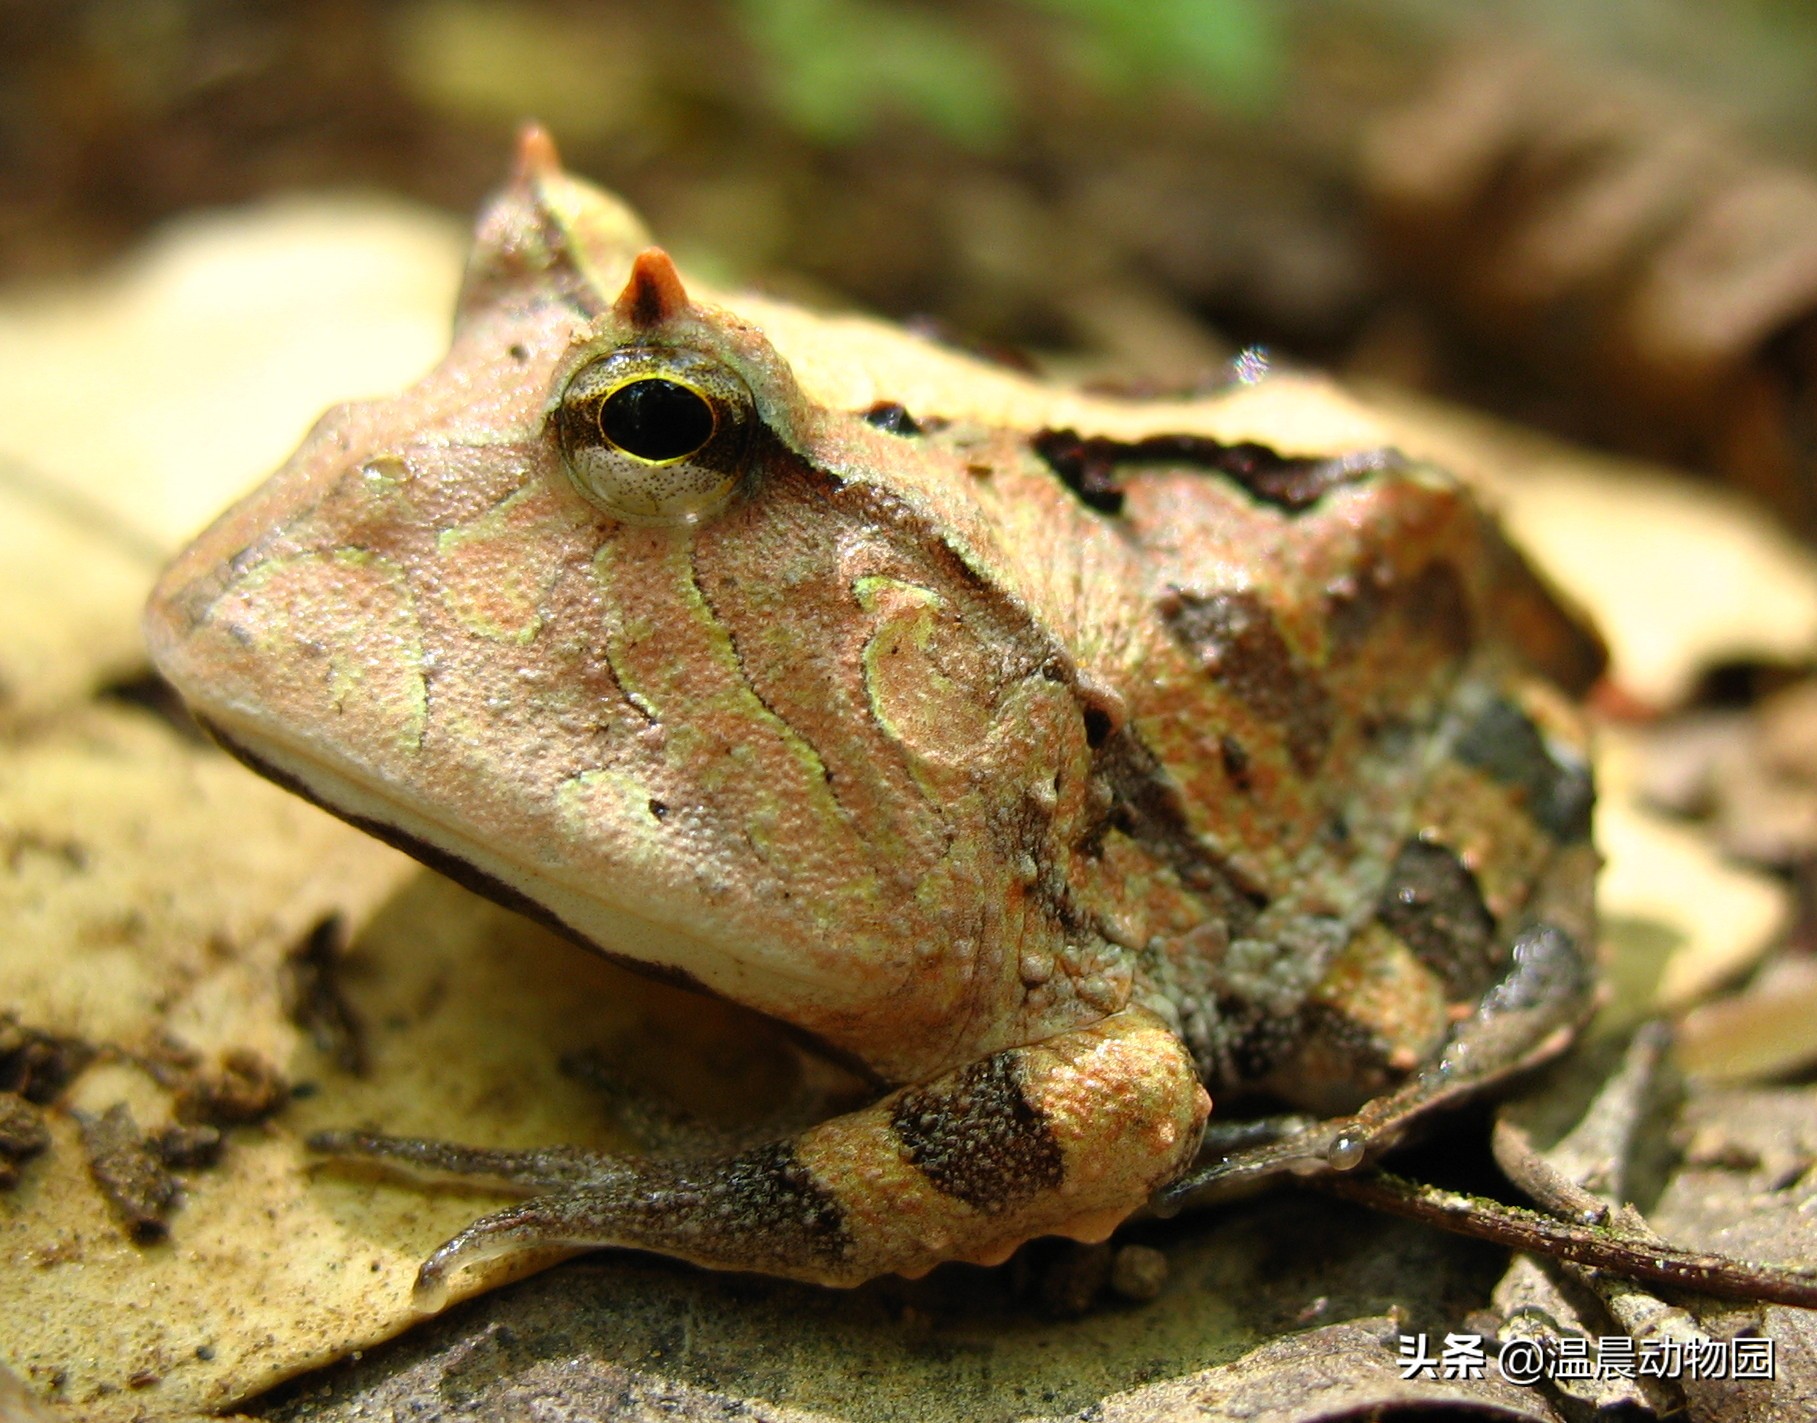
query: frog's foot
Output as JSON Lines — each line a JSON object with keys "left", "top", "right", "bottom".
{"left": 1159, "top": 879, "right": 1597, "bottom": 1215}
{"left": 317, "top": 1008, "right": 1207, "bottom": 1305}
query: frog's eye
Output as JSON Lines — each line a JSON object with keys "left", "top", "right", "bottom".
{"left": 555, "top": 347, "right": 755, "bottom": 524}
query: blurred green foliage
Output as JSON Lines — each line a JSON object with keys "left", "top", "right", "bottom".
{"left": 1029, "top": 0, "right": 1282, "bottom": 107}
{"left": 731, "top": 0, "right": 1012, "bottom": 148}
{"left": 731, "top": 0, "right": 1281, "bottom": 150}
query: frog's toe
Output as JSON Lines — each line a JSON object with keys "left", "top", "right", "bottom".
{"left": 308, "top": 1127, "right": 624, "bottom": 1192}
{"left": 409, "top": 1195, "right": 601, "bottom": 1310}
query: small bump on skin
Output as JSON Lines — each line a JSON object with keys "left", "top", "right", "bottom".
{"left": 1019, "top": 948, "right": 1055, "bottom": 985}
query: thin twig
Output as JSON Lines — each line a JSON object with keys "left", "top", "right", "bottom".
{"left": 1305, "top": 1168, "right": 1817, "bottom": 1310}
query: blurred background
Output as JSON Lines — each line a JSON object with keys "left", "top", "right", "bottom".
{"left": 6, "top": 0, "right": 1817, "bottom": 533}
{"left": 9, "top": 7, "right": 1817, "bottom": 1413}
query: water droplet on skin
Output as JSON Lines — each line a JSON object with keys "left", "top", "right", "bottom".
{"left": 1326, "top": 1132, "right": 1366, "bottom": 1171}
{"left": 360, "top": 454, "right": 408, "bottom": 488}
{"left": 1232, "top": 346, "right": 1271, "bottom": 385}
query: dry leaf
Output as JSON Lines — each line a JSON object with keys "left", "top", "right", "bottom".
{"left": 1594, "top": 794, "right": 1788, "bottom": 1018}
{"left": 0, "top": 475, "right": 158, "bottom": 732}
{"left": 1676, "top": 956, "right": 1817, "bottom": 1082}
{"left": 0, "top": 197, "right": 464, "bottom": 554}
{"left": 1370, "top": 388, "right": 1817, "bottom": 710}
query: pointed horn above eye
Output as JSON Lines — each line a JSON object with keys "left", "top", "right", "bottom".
{"left": 614, "top": 247, "right": 691, "bottom": 329}
{"left": 512, "top": 122, "right": 562, "bottom": 184}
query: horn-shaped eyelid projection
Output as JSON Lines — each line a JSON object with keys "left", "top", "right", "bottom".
{"left": 614, "top": 247, "right": 692, "bottom": 330}
{"left": 550, "top": 247, "right": 835, "bottom": 525}
{"left": 512, "top": 121, "right": 562, "bottom": 184}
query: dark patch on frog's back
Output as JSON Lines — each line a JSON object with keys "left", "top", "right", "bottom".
{"left": 1091, "top": 727, "right": 1268, "bottom": 929}
{"left": 1029, "top": 430, "right": 1126, "bottom": 513}
{"left": 1454, "top": 697, "right": 1594, "bottom": 842}
{"left": 1032, "top": 429, "right": 1401, "bottom": 517}
{"left": 1157, "top": 588, "right": 1333, "bottom": 775}
{"left": 859, "top": 401, "right": 922, "bottom": 437}
{"left": 1326, "top": 560, "right": 1474, "bottom": 666}
{"left": 889, "top": 1053, "right": 1063, "bottom": 1211}
{"left": 1376, "top": 839, "right": 1497, "bottom": 1000}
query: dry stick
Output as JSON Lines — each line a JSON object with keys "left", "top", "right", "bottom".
{"left": 1493, "top": 1022, "right": 1709, "bottom": 1358}
{"left": 1305, "top": 1168, "right": 1817, "bottom": 1311}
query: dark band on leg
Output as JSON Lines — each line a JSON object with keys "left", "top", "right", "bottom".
{"left": 889, "top": 1054, "right": 1063, "bottom": 1211}
{"left": 647, "top": 1139, "right": 853, "bottom": 1269}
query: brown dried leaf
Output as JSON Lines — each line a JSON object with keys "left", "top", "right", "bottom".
{"left": 1370, "top": 387, "right": 1817, "bottom": 710}
{"left": 1650, "top": 1085, "right": 1817, "bottom": 1420}
{"left": 1677, "top": 956, "right": 1817, "bottom": 1082}
{"left": 1595, "top": 789, "right": 1788, "bottom": 1018}
{"left": 0, "top": 198, "right": 465, "bottom": 554}
{"left": 0, "top": 708, "right": 418, "bottom": 1413}
{"left": 0, "top": 473, "right": 159, "bottom": 732}
{"left": 1365, "top": 41, "right": 1817, "bottom": 534}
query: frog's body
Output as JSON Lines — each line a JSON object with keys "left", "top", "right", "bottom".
{"left": 144, "top": 130, "right": 1602, "bottom": 1304}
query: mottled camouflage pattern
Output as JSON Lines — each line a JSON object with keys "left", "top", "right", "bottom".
{"left": 145, "top": 130, "right": 1601, "bottom": 1293}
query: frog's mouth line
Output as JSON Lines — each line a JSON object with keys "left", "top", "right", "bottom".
{"left": 193, "top": 708, "right": 891, "bottom": 1083}
{"left": 197, "top": 711, "right": 724, "bottom": 1002}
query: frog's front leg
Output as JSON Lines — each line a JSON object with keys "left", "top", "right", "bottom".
{"left": 314, "top": 1007, "right": 1207, "bottom": 1304}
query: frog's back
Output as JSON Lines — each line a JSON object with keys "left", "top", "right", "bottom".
{"left": 1009, "top": 431, "right": 1603, "bottom": 1109}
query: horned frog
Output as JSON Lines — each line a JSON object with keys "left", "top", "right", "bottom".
{"left": 143, "top": 129, "right": 1603, "bottom": 1308}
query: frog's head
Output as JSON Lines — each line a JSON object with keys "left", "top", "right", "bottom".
{"left": 144, "top": 130, "right": 1112, "bottom": 1082}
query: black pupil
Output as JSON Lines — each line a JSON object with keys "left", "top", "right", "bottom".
{"left": 598, "top": 378, "right": 715, "bottom": 462}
